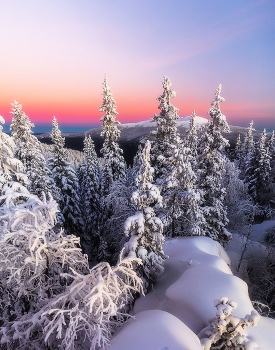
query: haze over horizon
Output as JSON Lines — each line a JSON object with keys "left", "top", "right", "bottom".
{"left": 0, "top": 0, "right": 274, "bottom": 132}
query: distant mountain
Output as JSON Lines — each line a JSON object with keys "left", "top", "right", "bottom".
{"left": 37, "top": 116, "right": 265, "bottom": 165}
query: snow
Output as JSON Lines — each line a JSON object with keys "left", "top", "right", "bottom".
{"left": 121, "top": 115, "right": 208, "bottom": 128}
{"left": 109, "top": 232, "right": 275, "bottom": 350}
{"left": 109, "top": 309, "right": 202, "bottom": 350}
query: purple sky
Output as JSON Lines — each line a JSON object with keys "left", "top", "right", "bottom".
{"left": 0, "top": 0, "right": 274, "bottom": 131}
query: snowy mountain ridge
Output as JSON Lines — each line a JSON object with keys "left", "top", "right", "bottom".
{"left": 121, "top": 115, "right": 209, "bottom": 128}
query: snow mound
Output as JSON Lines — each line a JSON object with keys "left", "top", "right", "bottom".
{"left": 165, "top": 265, "right": 251, "bottom": 333}
{"left": 109, "top": 309, "right": 202, "bottom": 350}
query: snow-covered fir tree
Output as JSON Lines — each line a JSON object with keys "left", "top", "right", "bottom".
{"left": 245, "top": 129, "right": 272, "bottom": 207}
{"left": 99, "top": 76, "right": 126, "bottom": 195}
{"left": 243, "top": 121, "right": 255, "bottom": 155}
{"left": 10, "top": 101, "right": 57, "bottom": 200}
{"left": 48, "top": 117, "right": 83, "bottom": 237}
{"left": 0, "top": 115, "right": 27, "bottom": 193}
{"left": 98, "top": 77, "right": 127, "bottom": 262}
{"left": 161, "top": 135, "right": 204, "bottom": 237}
{"left": 238, "top": 121, "right": 255, "bottom": 179}
{"left": 197, "top": 84, "right": 231, "bottom": 246}
{"left": 78, "top": 135, "right": 101, "bottom": 260}
{"left": 185, "top": 110, "right": 198, "bottom": 159}
{"left": 268, "top": 130, "right": 275, "bottom": 183}
{"left": 150, "top": 76, "right": 180, "bottom": 184}
{"left": 123, "top": 140, "right": 166, "bottom": 283}
{"left": 234, "top": 133, "right": 242, "bottom": 166}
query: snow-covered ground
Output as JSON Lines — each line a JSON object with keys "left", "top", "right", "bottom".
{"left": 109, "top": 221, "right": 275, "bottom": 350}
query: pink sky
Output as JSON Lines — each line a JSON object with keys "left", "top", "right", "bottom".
{"left": 0, "top": 0, "right": 274, "bottom": 131}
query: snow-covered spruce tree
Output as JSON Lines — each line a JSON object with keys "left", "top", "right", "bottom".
{"left": 234, "top": 133, "right": 242, "bottom": 167}
{"left": 238, "top": 121, "right": 255, "bottom": 179}
{"left": 97, "top": 77, "right": 127, "bottom": 262}
{"left": 0, "top": 115, "right": 28, "bottom": 194}
{"left": 243, "top": 121, "right": 255, "bottom": 156}
{"left": 78, "top": 135, "right": 101, "bottom": 260}
{"left": 48, "top": 117, "right": 83, "bottom": 237}
{"left": 244, "top": 129, "right": 272, "bottom": 208}
{"left": 199, "top": 297, "right": 260, "bottom": 350}
{"left": 123, "top": 140, "right": 166, "bottom": 283}
{"left": 197, "top": 84, "right": 231, "bottom": 246}
{"left": 99, "top": 76, "right": 126, "bottom": 195}
{"left": 268, "top": 130, "right": 275, "bottom": 183}
{"left": 185, "top": 110, "right": 199, "bottom": 160}
{"left": 161, "top": 136, "right": 205, "bottom": 237}
{"left": 0, "top": 183, "right": 143, "bottom": 350}
{"left": 10, "top": 101, "right": 58, "bottom": 200}
{"left": 150, "top": 76, "right": 180, "bottom": 184}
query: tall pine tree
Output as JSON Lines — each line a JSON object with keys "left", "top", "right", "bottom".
{"left": 150, "top": 76, "right": 180, "bottom": 185}
{"left": 197, "top": 84, "right": 231, "bottom": 245}
{"left": 245, "top": 129, "right": 271, "bottom": 207}
{"left": 124, "top": 140, "right": 166, "bottom": 282}
{"left": 99, "top": 76, "right": 126, "bottom": 195}
{"left": 78, "top": 135, "right": 101, "bottom": 260}
{"left": 0, "top": 115, "right": 27, "bottom": 194}
{"left": 49, "top": 117, "right": 83, "bottom": 238}
{"left": 10, "top": 101, "right": 57, "bottom": 200}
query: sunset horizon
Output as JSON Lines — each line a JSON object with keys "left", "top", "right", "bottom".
{"left": 0, "top": 0, "right": 274, "bottom": 132}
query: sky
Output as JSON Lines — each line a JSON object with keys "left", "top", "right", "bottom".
{"left": 0, "top": 0, "right": 274, "bottom": 132}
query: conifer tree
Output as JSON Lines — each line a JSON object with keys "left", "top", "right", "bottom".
{"left": 197, "top": 84, "right": 231, "bottom": 245}
{"left": 150, "top": 76, "right": 180, "bottom": 184}
{"left": 97, "top": 77, "right": 127, "bottom": 262}
{"left": 124, "top": 140, "right": 166, "bottom": 282}
{"left": 268, "top": 130, "right": 275, "bottom": 183}
{"left": 186, "top": 110, "right": 198, "bottom": 159}
{"left": 78, "top": 135, "right": 101, "bottom": 259}
{"left": 234, "top": 134, "right": 242, "bottom": 166}
{"left": 99, "top": 76, "right": 126, "bottom": 195}
{"left": 10, "top": 101, "right": 57, "bottom": 200}
{"left": 49, "top": 117, "right": 83, "bottom": 237}
{"left": 238, "top": 121, "right": 255, "bottom": 178}
{"left": 161, "top": 137, "right": 204, "bottom": 237}
{"left": 245, "top": 129, "right": 271, "bottom": 206}
{"left": 243, "top": 121, "right": 255, "bottom": 155}
{"left": 0, "top": 115, "right": 27, "bottom": 193}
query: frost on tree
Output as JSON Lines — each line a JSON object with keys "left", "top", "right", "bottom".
{"left": 0, "top": 182, "right": 143, "bottom": 350}
{"left": 161, "top": 136, "right": 205, "bottom": 237}
{"left": 197, "top": 84, "right": 231, "bottom": 246}
{"left": 222, "top": 160, "right": 254, "bottom": 230}
{"left": 199, "top": 297, "right": 260, "bottom": 350}
{"left": 244, "top": 129, "right": 272, "bottom": 209}
{"left": 10, "top": 101, "right": 58, "bottom": 201}
{"left": 99, "top": 76, "right": 126, "bottom": 195}
{"left": 186, "top": 110, "right": 199, "bottom": 160}
{"left": 48, "top": 117, "right": 84, "bottom": 238}
{"left": 150, "top": 76, "right": 180, "bottom": 184}
{"left": 159, "top": 109, "right": 204, "bottom": 237}
{"left": 78, "top": 135, "right": 101, "bottom": 260}
{"left": 0, "top": 115, "right": 27, "bottom": 193}
{"left": 150, "top": 76, "right": 180, "bottom": 183}
{"left": 123, "top": 140, "right": 166, "bottom": 283}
